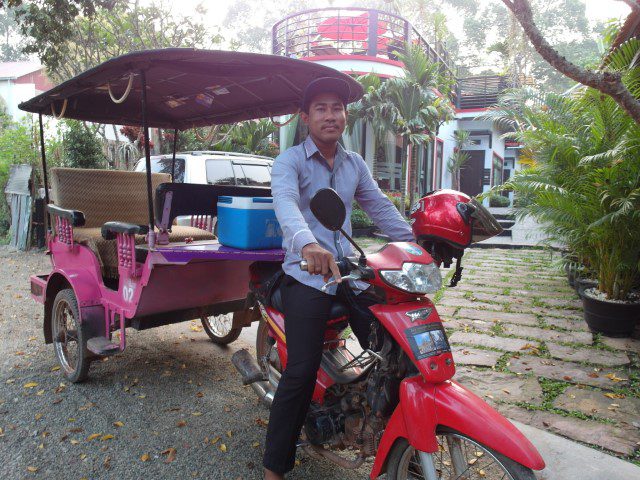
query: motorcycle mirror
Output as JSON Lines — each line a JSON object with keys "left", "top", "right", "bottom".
{"left": 310, "top": 188, "right": 368, "bottom": 266}
{"left": 310, "top": 188, "right": 346, "bottom": 231}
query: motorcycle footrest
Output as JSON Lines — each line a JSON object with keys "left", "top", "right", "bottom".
{"left": 87, "top": 337, "right": 120, "bottom": 356}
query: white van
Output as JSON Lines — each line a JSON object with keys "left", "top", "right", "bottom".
{"left": 133, "top": 151, "right": 273, "bottom": 186}
{"left": 133, "top": 151, "right": 273, "bottom": 228}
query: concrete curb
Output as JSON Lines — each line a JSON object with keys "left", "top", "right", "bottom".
{"left": 511, "top": 420, "right": 640, "bottom": 480}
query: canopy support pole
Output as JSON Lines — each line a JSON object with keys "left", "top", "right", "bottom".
{"left": 140, "top": 70, "right": 156, "bottom": 248}
{"left": 38, "top": 112, "right": 51, "bottom": 232}
{"left": 171, "top": 128, "right": 178, "bottom": 182}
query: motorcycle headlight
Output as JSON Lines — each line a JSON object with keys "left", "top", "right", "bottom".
{"left": 380, "top": 262, "right": 442, "bottom": 294}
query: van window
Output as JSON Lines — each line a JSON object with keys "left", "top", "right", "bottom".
{"left": 206, "top": 160, "right": 236, "bottom": 185}
{"left": 234, "top": 163, "right": 271, "bottom": 186}
{"left": 136, "top": 158, "right": 185, "bottom": 182}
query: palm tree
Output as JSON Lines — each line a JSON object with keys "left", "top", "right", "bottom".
{"left": 446, "top": 130, "right": 470, "bottom": 191}
{"left": 484, "top": 84, "right": 640, "bottom": 300}
{"left": 348, "top": 43, "right": 453, "bottom": 216}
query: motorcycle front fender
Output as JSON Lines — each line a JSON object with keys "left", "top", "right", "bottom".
{"left": 369, "top": 376, "right": 545, "bottom": 479}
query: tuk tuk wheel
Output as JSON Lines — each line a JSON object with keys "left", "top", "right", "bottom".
{"left": 51, "top": 289, "right": 91, "bottom": 383}
{"left": 201, "top": 313, "right": 242, "bottom": 345}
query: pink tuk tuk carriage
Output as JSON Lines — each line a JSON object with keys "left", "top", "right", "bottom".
{"left": 20, "top": 49, "right": 362, "bottom": 382}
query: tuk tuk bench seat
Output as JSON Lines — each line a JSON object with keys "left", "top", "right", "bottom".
{"left": 73, "top": 226, "right": 215, "bottom": 278}
{"left": 50, "top": 168, "right": 215, "bottom": 278}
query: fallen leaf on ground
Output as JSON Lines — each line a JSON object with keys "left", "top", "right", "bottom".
{"left": 219, "top": 443, "right": 227, "bottom": 452}
{"left": 176, "top": 420, "right": 187, "bottom": 427}
{"left": 23, "top": 382, "right": 38, "bottom": 388}
{"left": 26, "top": 466, "right": 38, "bottom": 473}
{"left": 191, "top": 411, "right": 202, "bottom": 416}
{"left": 51, "top": 366, "right": 60, "bottom": 372}
{"left": 588, "top": 373, "right": 599, "bottom": 378}
{"left": 87, "top": 433, "right": 101, "bottom": 441}
{"left": 210, "top": 436, "right": 221, "bottom": 445}
{"left": 113, "top": 421, "right": 124, "bottom": 428}
{"left": 35, "top": 413, "right": 43, "bottom": 420}
{"left": 162, "top": 447, "right": 177, "bottom": 463}
{"left": 104, "top": 455, "right": 111, "bottom": 469}
{"left": 226, "top": 431, "right": 233, "bottom": 438}
{"left": 605, "top": 373, "right": 625, "bottom": 383}
{"left": 101, "top": 434, "right": 114, "bottom": 441}
{"left": 562, "top": 376, "right": 572, "bottom": 381}
{"left": 252, "top": 442, "right": 260, "bottom": 448}
{"left": 604, "top": 393, "right": 625, "bottom": 399}
{"left": 70, "top": 439, "right": 80, "bottom": 445}
{"left": 140, "top": 453, "right": 150, "bottom": 462}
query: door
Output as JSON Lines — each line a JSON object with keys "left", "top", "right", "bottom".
{"left": 460, "top": 150, "right": 485, "bottom": 197}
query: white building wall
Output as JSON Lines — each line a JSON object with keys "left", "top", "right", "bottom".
{"left": 0, "top": 81, "right": 38, "bottom": 122}
{"left": 435, "top": 119, "right": 457, "bottom": 189}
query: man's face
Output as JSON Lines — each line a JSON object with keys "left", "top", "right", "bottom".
{"left": 301, "top": 92, "right": 346, "bottom": 145}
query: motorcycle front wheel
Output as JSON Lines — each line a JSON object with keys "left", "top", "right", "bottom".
{"left": 386, "top": 427, "right": 536, "bottom": 480}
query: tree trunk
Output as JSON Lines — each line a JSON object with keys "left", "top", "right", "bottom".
{"left": 408, "top": 143, "right": 416, "bottom": 211}
{"left": 400, "top": 137, "right": 409, "bottom": 218}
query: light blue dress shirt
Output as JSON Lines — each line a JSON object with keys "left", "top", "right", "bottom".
{"left": 272, "top": 135, "right": 415, "bottom": 294}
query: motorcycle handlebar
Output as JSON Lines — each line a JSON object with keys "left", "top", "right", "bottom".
{"left": 299, "top": 258, "right": 355, "bottom": 275}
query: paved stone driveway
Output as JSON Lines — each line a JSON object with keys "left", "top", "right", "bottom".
{"left": 433, "top": 247, "right": 640, "bottom": 463}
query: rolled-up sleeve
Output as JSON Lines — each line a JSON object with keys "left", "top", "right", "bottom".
{"left": 271, "top": 153, "right": 317, "bottom": 254}
{"left": 353, "top": 154, "right": 414, "bottom": 242}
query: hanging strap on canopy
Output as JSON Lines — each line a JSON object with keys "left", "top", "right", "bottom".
{"left": 108, "top": 73, "right": 134, "bottom": 104}
{"left": 194, "top": 125, "right": 220, "bottom": 142}
{"left": 270, "top": 111, "right": 299, "bottom": 127}
{"left": 50, "top": 99, "right": 68, "bottom": 119}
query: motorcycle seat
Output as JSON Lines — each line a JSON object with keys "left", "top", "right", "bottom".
{"left": 270, "top": 285, "right": 349, "bottom": 320}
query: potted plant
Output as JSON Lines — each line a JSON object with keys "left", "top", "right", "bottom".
{"left": 485, "top": 86, "right": 640, "bottom": 336}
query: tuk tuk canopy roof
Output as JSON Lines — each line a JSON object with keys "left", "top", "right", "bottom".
{"left": 18, "top": 49, "right": 363, "bottom": 129}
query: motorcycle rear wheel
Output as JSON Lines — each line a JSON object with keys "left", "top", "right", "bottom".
{"left": 386, "top": 428, "right": 536, "bottom": 480}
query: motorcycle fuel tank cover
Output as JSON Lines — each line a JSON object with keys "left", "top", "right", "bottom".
{"left": 405, "top": 323, "right": 451, "bottom": 361}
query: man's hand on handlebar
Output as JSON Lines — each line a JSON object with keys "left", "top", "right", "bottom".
{"left": 301, "top": 243, "right": 341, "bottom": 283}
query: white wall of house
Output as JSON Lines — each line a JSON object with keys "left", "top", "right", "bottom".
{"left": 0, "top": 81, "right": 37, "bottom": 122}
{"left": 435, "top": 119, "right": 457, "bottom": 189}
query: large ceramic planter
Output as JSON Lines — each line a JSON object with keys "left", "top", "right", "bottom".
{"left": 582, "top": 288, "right": 640, "bottom": 337}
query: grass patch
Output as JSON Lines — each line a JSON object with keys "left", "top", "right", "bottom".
{"left": 433, "top": 269, "right": 454, "bottom": 303}
{"left": 494, "top": 353, "right": 513, "bottom": 372}
{"left": 538, "top": 378, "right": 568, "bottom": 408}
{"left": 501, "top": 287, "right": 512, "bottom": 295}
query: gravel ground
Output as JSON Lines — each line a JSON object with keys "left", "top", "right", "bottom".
{"left": 0, "top": 246, "right": 374, "bottom": 480}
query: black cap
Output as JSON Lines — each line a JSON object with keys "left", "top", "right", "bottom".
{"left": 301, "top": 77, "right": 352, "bottom": 112}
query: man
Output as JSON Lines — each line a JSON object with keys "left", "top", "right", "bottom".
{"left": 263, "top": 77, "right": 414, "bottom": 479}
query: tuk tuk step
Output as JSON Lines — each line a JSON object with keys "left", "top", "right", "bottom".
{"left": 87, "top": 337, "right": 120, "bottom": 356}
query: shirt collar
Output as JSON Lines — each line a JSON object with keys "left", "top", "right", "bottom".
{"left": 303, "top": 135, "right": 348, "bottom": 161}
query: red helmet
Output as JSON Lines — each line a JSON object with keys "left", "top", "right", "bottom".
{"left": 410, "top": 189, "right": 502, "bottom": 250}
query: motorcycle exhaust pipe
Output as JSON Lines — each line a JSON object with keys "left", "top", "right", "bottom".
{"left": 302, "top": 445, "right": 365, "bottom": 470}
{"left": 231, "top": 349, "right": 274, "bottom": 407}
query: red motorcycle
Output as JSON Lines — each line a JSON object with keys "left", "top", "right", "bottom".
{"left": 232, "top": 189, "right": 545, "bottom": 479}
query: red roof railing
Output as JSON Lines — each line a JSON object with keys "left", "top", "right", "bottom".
{"left": 272, "top": 8, "right": 457, "bottom": 83}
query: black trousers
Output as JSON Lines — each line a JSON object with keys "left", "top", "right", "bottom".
{"left": 262, "top": 275, "right": 377, "bottom": 474}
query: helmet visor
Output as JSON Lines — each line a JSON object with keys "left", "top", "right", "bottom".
{"left": 469, "top": 198, "right": 503, "bottom": 243}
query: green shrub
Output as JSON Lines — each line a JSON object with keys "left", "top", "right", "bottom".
{"left": 0, "top": 119, "right": 38, "bottom": 236}
{"left": 489, "top": 194, "right": 511, "bottom": 208}
{"left": 351, "top": 203, "right": 373, "bottom": 228}
{"left": 62, "top": 120, "right": 106, "bottom": 169}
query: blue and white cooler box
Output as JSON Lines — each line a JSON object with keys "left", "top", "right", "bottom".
{"left": 217, "top": 196, "right": 283, "bottom": 250}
